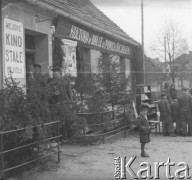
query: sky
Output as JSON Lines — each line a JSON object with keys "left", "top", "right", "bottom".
{"left": 90, "top": 0, "right": 192, "bottom": 60}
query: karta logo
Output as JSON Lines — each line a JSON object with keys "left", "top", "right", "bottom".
{"left": 114, "top": 156, "right": 191, "bottom": 179}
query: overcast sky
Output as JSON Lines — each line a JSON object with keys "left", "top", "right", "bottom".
{"left": 90, "top": 0, "right": 192, "bottom": 60}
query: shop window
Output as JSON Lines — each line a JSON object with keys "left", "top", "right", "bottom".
{"left": 76, "top": 46, "right": 92, "bottom": 94}
{"left": 124, "top": 58, "right": 132, "bottom": 90}
{"left": 120, "top": 57, "right": 126, "bottom": 84}
{"left": 25, "top": 30, "right": 49, "bottom": 82}
{"left": 25, "top": 34, "right": 35, "bottom": 81}
{"left": 25, "top": 34, "right": 35, "bottom": 51}
{"left": 90, "top": 49, "right": 101, "bottom": 73}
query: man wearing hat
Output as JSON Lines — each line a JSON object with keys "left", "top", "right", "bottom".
{"left": 136, "top": 103, "right": 151, "bottom": 157}
{"left": 177, "top": 88, "right": 192, "bottom": 136}
{"left": 34, "top": 64, "right": 41, "bottom": 75}
{"left": 158, "top": 93, "right": 175, "bottom": 136}
{"left": 161, "top": 82, "right": 172, "bottom": 105}
{"left": 49, "top": 67, "right": 73, "bottom": 104}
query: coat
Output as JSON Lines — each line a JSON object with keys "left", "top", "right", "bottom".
{"left": 47, "top": 76, "right": 73, "bottom": 105}
{"left": 158, "top": 99, "right": 172, "bottom": 122}
{"left": 177, "top": 93, "right": 192, "bottom": 112}
{"left": 171, "top": 100, "right": 179, "bottom": 123}
{"left": 136, "top": 114, "right": 150, "bottom": 143}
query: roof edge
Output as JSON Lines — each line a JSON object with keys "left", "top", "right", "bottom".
{"left": 25, "top": 0, "right": 140, "bottom": 47}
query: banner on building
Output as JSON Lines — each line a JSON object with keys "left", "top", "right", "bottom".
{"left": 55, "top": 17, "right": 132, "bottom": 57}
{"left": 4, "top": 18, "right": 24, "bottom": 78}
{"left": 61, "top": 39, "right": 77, "bottom": 77}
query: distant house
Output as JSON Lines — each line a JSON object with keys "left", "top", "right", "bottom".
{"left": 145, "top": 57, "right": 167, "bottom": 91}
{"left": 174, "top": 51, "right": 192, "bottom": 89}
{"left": 142, "top": 51, "right": 192, "bottom": 94}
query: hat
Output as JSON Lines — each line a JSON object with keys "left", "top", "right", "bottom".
{"left": 51, "top": 67, "right": 61, "bottom": 72}
{"left": 140, "top": 103, "right": 149, "bottom": 111}
{"left": 34, "top": 64, "right": 41, "bottom": 69}
{"left": 164, "top": 82, "right": 170, "bottom": 88}
{"left": 161, "top": 93, "right": 166, "bottom": 98}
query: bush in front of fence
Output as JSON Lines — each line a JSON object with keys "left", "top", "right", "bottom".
{"left": 0, "top": 75, "right": 81, "bottom": 174}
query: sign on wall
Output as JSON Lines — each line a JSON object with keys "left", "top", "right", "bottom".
{"left": 55, "top": 17, "right": 132, "bottom": 57}
{"left": 4, "top": 18, "right": 24, "bottom": 78}
{"left": 61, "top": 39, "right": 77, "bottom": 77}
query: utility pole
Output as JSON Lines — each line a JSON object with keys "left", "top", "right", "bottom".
{"left": 164, "top": 37, "right": 167, "bottom": 70}
{"left": 172, "top": 38, "right": 175, "bottom": 84}
{"left": 141, "top": 0, "right": 145, "bottom": 84}
{"left": 0, "top": 0, "right": 2, "bottom": 88}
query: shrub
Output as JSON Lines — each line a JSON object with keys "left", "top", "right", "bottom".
{"left": 0, "top": 75, "right": 81, "bottom": 173}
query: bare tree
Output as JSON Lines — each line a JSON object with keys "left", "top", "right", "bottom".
{"left": 151, "top": 20, "right": 189, "bottom": 83}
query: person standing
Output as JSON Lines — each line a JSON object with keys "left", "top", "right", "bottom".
{"left": 34, "top": 64, "right": 41, "bottom": 76}
{"left": 169, "top": 83, "right": 177, "bottom": 100}
{"left": 177, "top": 88, "right": 192, "bottom": 136}
{"left": 136, "top": 104, "right": 151, "bottom": 157}
{"left": 158, "top": 94, "right": 175, "bottom": 136}
{"left": 161, "top": 82, "right": 172, "bottom": 104}
{"left": 47, "top": 67, "right": 73, "bottom": 106}
{"left": 171, "top": 99, "right": 181, "bottom": 135}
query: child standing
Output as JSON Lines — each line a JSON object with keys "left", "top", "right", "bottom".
{"left": 136, "top": 104, "right": 151, "bottom": 157}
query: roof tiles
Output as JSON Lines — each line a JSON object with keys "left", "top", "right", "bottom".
{"left": 42, "top": 0, "right": 139, "bottom": 46}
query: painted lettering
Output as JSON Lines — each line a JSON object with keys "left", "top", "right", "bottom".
{"left": 6, "top": 34, "right": 22, "bottom": 47}
{"left": 5, "top": 50, "right": 23, "bottom": 63}
{"left": 6, "top": 22, "right": 21, "bottom": 32}
{"left": 69, "top": 24, "right": 131, "bottom": 55}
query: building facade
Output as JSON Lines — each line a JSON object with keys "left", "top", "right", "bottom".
{"left": 1, "top": 0, "right": 142, "bottom": 91}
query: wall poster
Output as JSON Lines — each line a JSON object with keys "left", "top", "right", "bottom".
{"left": 4, "top": 18, "right": 24, "bottom": 78}
{"left": 61, "top": 39, "right": 77, "bottom": 77}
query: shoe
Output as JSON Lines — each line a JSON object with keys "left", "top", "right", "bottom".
{"left": 180, "top": 133, "right": 187, "bottom": 137}
{"left": 141, "top": 152, "right": 150, "bottom": 157}
{"left": 169, "top": 133, "right": 177, "bottom": 137}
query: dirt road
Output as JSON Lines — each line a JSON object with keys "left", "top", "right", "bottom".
{"left": 20, "top": 130, "right": 192, "bottom": 180}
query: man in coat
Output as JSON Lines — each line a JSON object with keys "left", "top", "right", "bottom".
{"left": 48, "top": 67, "right": 73, "bottom": 105}
{"left": 161, "top": 82, "right": 172, "bottom": 105}
{"left": 136, "top": 104, "right": 151, "bottom": 157}
{"left": 171, "top": 99, "right": 181, "bottom": 135}
{"left": 158, "top": 94, "right": 175, "bottom": 136}
{"left": 177, "top": 88, "right": 192, "bottom": 136}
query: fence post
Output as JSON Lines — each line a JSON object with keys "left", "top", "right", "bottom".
{"left": 124, "top": 108, "right": 127, "bottom": 138}
{"left": 83, "top": 126, "right": 86, "bottom": 144}
{"left": 113, "top": 110, "right": 115, "bottom": 129}
{"left": 57, "top": 121, "right": 60, "bottom": 163}
{"left": 102, "top": 112, "right": 104, "bottom": 144}
{"left": 0, "top": 133, "right": 4, "bottom": 179}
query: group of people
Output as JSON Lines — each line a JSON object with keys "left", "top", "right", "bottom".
{"left": 135, "top": 83, "right": 192, "bottom": 157}
{"left": 158, "top": 83, "right": 192, "bottom": 137}
{"left": 26, "top": 64, "right": 73, "bottom": 105}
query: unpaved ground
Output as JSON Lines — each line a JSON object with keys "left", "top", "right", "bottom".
{"left": 20, "top": 130, "right": 192, "bottom": 180}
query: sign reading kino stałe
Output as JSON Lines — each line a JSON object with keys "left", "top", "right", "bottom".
{"left": 4, "top": 18, "right": 24, "bottom": 78}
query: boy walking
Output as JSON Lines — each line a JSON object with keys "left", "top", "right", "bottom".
{"left": 136, "top": 104, "right": 151, "bottom": 157}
